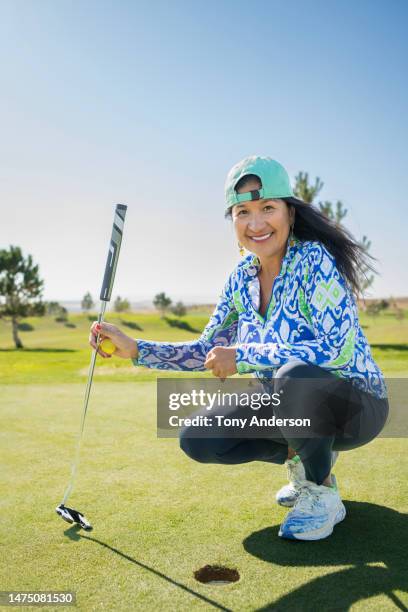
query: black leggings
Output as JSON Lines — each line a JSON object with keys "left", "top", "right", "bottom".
{"left": 179, "top": 362, "right": 389, "bottom": 485}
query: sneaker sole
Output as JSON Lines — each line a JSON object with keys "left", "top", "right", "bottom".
{"left": 276, "top": 494, "right": 298, "bottom": 508}
{"left": 279, "top": 503, "right": 346, "bottom": 541}
{"left": 276, "top": 498, "right": 297, "bottom": 508}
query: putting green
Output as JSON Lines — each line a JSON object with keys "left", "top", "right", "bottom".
{"left": 1, "top": 382, "right": 407, "bottom": 610}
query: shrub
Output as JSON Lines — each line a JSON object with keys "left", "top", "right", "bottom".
{"left": 17, "top": 322, "right": 34, "bottom": 331}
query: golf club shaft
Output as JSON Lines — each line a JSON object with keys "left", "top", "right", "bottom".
{"left": 61, "top": 301, "right": 107, "bottom": 505}
{"left": 61, "top": 204, "right": 127, "bottom": 505}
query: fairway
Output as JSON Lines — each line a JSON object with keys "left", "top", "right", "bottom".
{"left": 1, "top": 311, "right": 407, "bottom": 610}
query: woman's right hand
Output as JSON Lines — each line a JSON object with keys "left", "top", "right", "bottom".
{"left": 89, "top": 321, "right": 138, "bottom": 360}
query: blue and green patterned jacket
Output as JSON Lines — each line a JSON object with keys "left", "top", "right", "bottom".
{"left": 133, "top": 237, "right": 387, "bottom": 399}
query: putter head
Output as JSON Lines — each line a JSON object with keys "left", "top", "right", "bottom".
{"left": 56, "top": 504, "right": 93, "bottom": 531}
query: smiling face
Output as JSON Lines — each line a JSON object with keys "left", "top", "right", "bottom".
{"left": 232, "top": 177, "right": 295, "bottom": 260}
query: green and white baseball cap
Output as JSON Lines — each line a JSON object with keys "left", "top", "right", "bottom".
{"left": 225, "top": 155, "right": 297, "bottom": 210}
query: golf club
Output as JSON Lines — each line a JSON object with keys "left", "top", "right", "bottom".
{"left": 56, "top": 203, "right": 127, "bottom": 530}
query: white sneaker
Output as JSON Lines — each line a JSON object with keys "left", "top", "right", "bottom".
{"left": 275, "top": 456, "right": 306, "bottom": 507}
{"left": 276, "top": 451, "right": 339, "bottom": 507}
{"left": 278, "top": 479, "right": 346, "bottom": 541}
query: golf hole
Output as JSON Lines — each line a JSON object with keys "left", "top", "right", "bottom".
{"left": 194, "top": 565, "right": 240, "bottom": 585}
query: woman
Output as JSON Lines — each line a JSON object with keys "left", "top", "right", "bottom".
{"left": 89, "top": 155, "right": 389, "bottom": 541}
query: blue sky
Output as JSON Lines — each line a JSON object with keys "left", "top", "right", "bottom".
{"left": 1, "top": 0, "right": 407, "bottom": 304}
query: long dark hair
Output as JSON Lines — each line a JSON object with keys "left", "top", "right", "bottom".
{"left": 225, "top": 174, "right": 377, "bottom": 298}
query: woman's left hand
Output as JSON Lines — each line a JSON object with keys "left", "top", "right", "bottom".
{"left": 204, "top": 347, "right": 238, "bottom": 379}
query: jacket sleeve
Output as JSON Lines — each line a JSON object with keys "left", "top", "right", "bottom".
{"left": 132, "top": 276, "right": 239, "bottom": 371}
{"left": 235, "top": 243, "right": 358, "bottom": 373}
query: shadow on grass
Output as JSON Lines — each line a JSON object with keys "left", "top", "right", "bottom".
{"left": 371, "top": 344, "right": 408, "bottom": 352}
{"left": 121, "top": 320, "right": 143, "bottom": 331}
{"left": 0, "top": 347, "right": 77, "bottom": 353}
{"left": 64, "top": 525, "right": 231, "bottom": 611}
{"left": 163, "top": 317, "right": 200, "bottom": 333}
{"left": 243, "top": 501, "right": 408, "bottom": 611}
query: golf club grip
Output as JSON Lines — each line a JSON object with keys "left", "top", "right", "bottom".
{"left": 100, "top": 204, "right": 127, "bottom": 301}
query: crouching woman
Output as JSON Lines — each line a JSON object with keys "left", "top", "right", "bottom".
{"left": 89, "top": 156, "right": 389, "bottom": 541}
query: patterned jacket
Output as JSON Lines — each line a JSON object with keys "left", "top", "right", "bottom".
{"left": 133, "top": 237, "right": 387, "bottom": 399}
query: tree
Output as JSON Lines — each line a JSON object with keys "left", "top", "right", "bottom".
{"left": 389, "top": 296, "right": 405, "bottom": 321}
{"left": 153, "top": 292, "right": 172, "bottom": 316}
{"left": 366, "top": 300, "right": 389, "bottom": 318}
{"left": 293, "top": 171, "right": 324, "bottom": 204}
{"left": 0, "top": 246, "right": 45, "bottom": 348}
{"left": 54, "top": 306, "right": 68, "bottom": 323}
{"left": 171, "top": 301, "right": 187, "bottom": 316}
{"left": 356, "top": 235, "right": 374, "bottom": 295}
{"left": 293, "top": 173, "right": 375, "bottom": 294}
{"left": 81, "top": 291, "right": 94, "bottom": 312}
{"left": 114, "top": 295, "right": 130, "bottom": 312}
{"left": 45, "top": 301, "right": 65, "bottom": 316}
{"left": 45, "top": 301, "right": 68, "bottom": 322}
{"left": 318, "top": 200, "right": 348, "bottom": 225}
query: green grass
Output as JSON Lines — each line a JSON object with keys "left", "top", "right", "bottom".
{"left": 0, "top": 309, "right": 407, "bottom": 383}
{"left": 1, "top": 383, "right": 407, "bottom": 611}
{"left": 0, "top": 313, "right": 213, "bottom": 384}
{"left": 1, "top": 310, "right": 407, "bottom": 610}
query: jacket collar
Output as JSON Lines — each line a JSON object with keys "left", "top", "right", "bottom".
{"left": 242, "top": 236, "right": 302, "bottom": 280}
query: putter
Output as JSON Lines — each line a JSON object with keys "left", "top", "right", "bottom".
{"left": 56, "top": 203, "right": 127, "bottom": 530}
